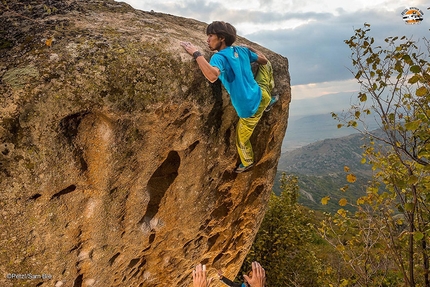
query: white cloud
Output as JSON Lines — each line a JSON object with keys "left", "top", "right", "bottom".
{"left": 119, "top": 0, "right": 429, "bottom": 99}
{"left": 292, "top": 79, "right": 359, "bottom": 100}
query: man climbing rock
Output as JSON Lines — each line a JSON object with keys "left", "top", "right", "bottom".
{"left": 181, "top": 21, "right": 277, "bottom": 173}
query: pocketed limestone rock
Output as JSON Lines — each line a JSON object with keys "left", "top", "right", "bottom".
{"left": 0, "top": 1, "right": 291, "bottom": 286}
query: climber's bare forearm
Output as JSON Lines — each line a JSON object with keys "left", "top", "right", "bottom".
{"left": 180, "top": 41, "right": 220, "bottom": 82}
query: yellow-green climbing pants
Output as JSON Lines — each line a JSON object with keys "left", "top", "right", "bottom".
{"left": 236, "top": 61, "right": 274, "bottom": 167}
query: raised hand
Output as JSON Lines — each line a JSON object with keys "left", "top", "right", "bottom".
{"left": 243, "top": 261, "right": 265, "bottom": 287}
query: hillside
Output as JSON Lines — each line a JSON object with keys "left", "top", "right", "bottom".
{"left": 279, "top": 132, "right": 371, "bottom": 175}
{"left": 276, "top": 131, "right": 378, "bottom": 212}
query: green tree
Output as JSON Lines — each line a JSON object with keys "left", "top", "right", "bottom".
{"left": 326, "top": 24, "right": 430, "bottom": 286}
{"left": 319, "top": 180, "right": 403, "bottom": 287}
{"left": 241, "top": 173, "right": 322, "bottom": 286}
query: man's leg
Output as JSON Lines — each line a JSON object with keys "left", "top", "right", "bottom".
{"left": 235, "top": 62, "right": 274, "bottom": 172}
{"left": 255, "top": 61, "right": 278, "bottom": 112}
{"left": 236, "top": 89, "right": 271, "bottom": 169}
{"left": 255, "top": 61, "right": 274, "bottom": 95}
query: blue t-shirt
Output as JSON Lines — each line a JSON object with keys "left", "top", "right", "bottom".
{"left": 209, "top": 46, "right": 262, "bottom": 118}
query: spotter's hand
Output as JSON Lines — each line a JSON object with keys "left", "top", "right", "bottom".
{"left": 192, "top": 264, "right": 213, "bottom": 287}
{"left": 243, "top": 262, "right": 266, "bottom": 287}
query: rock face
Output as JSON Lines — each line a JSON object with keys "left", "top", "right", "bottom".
{"left": 0, "top": 1, "right": 290, "bottom": 286}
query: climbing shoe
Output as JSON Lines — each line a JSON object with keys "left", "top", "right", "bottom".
{"left": 265, "top": 94, "right": 279, "bottom": 112}
{"left": 235, "top": 162, "right": 254, "bottom": 173}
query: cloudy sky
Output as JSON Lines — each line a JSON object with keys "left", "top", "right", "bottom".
{"left": 119, "top": 0, "right": 429, "bottom": 101}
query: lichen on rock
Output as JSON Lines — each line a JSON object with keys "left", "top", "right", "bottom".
{"left": 0, "top": 1, "right": 290, "bottom": 286}
{"left": 2, "top": 65, "right": 40, "bottom": 89}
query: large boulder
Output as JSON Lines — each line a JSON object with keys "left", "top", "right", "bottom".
{"left": 0, "top": 1, "right": 291, "bottom": 286}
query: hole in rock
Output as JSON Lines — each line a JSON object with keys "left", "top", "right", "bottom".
{"left": 59, "top": 112, "right": 89, "bottom": 145}
{"left": 109, "top": 252, "right": 120, "bottom": 266}
{"left": 28, "top": 193, "right": 42, "bottom": 201}
{"left": 78, "top": 157, "right": 88, "bottom": 173}
{"left": 1, "top": 117, "right": 20, "bottom": 144}
{"left": 59, "top": 112, "right": 89, "bottom": 173}
{"left": 234, "top": 233, "right": 244, "bottom": 246}
{"left": 207, "top": 233, "right": 220, "bottom": 251}
{"left": 232, "top": 218, "right": 243, "bottom": 230}
{"left": 69, "top": 244, "right": 79, "bottom": 253}
{"left": 51, "top": 185, "right": 77, "bottom": 200}
{"left": 213, "top": 253, "right": 223, "bottom": 266}
{"left": 148, "top": 233, "right": 156, "bottom": 244}
{"left": 131, "top": 268, "right": 140, "bottom": 279}
{"left": 186, "top": 140, "right": 199, "bottom": 154}
{"left": 183, "top": 239, "right": 194, "bottom": 254}
{"left": 221, "top": 170, "right": 237, "bottom": 182}
{"left": 201, "top": 258, "right": 210, "bottom": 265}
{"left": 128, "top": 258, "right": 140, "bottom": 269}
{"left": 138, "top": 258, "right": 147, "bottom": 269}
{"left": 139, "top": 151, "right": 180, "bottom": 226}
{"left": 210, "top": 201, "right": 232, "bottom": 220}
{"left": 230, "top": 251, "right": 243, "bottom": 267}
{"left": 245, "top": 184, "right": 264, "bottom": 206}
{"left": 73, "top": 274, "right": 83, "bottom": 287}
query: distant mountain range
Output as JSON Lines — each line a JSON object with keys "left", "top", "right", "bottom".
{"left": 278, "top": 132, "right": 372, "bottom": 176}
{"left": 282, "top": 92, "right": 380, "bottom": 152}
{"left": 276, "top": 131, "right": 373, "bottom": 212}
{"left": 274, "top": 92, "right": 386, "bottom": 212}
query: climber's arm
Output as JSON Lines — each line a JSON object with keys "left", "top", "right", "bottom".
{"left": 242, "top": 45, "right": 268, "bottom": 65}
{"left": 180, "top": 41, "right": 220, "bottom": 83}
{"left": 253, "top": 50, "right": 268, "bottom": 65}
{"left": 196, "top": 57, "right": 220, "bottom": 83}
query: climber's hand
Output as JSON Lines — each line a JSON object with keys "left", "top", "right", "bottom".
{"left": 180, "top": 41, "right": 199, "bottom": 55}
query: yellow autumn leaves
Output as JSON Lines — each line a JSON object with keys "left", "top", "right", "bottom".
{"left": 346, "top": 173, "right": 357, "bottom": 183}
{"left": 321, "top": 196, "right": 330, "bottom": 205}
{"left": 321, "top": 166, "right": 357, "bottom": 206}
{"left": 321, "top": 196, "right": 348, "bottom": 207}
